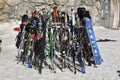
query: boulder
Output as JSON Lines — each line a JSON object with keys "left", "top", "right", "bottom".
{"left": 6, "top": 0, "right": 22, "bottom": 6}
{"left": 17, "top": 2, "right": 35, "bottom": 18}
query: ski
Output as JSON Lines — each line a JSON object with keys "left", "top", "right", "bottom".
{"left": 71, "top": 8, "right": 76, "bottom": 74}
{"left": 76, "top": 13, "right": 86, "bottom": 73}
{"left": 13, "top": 27, "right": 20, "bottom": 32}
{"left": 48, "top": 13, "right": 56, "bottom": 73}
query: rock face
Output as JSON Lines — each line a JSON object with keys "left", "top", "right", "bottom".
{"left": 0, "top": 0, "right": 105, "bottom": 26}
{"left": 0, "top": 0, "right": 6, "bottom": 21}
{"left": 17, "top": 2, "right": 35, "bottom": 19}
{"left": 6, "top": 0, "right": 22, "bottom": 6}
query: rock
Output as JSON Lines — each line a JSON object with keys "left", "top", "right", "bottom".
{"left": 17, "top": 2, "right": 35, "bottom": 18}
{"left": 3, "top": 4, "right": 12, "bottom": 13}
{"left": 91, "top": 6, "right": 99, "bottom": 17}
{"left": 6, "top": 0, "right": 22, "bottom": 6}
{"left": 0, "top": 0, "right": 6, "bottom": 21}
{"left": 0, "top": 14, "right": 5, "bottom": 21}
{"left": 95, "top": 1, "right": 101, "bottom": 10}
{"left": 0, "top": 0, "right": 6, "bottom": 9}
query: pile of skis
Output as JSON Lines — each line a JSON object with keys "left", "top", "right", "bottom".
{"left": 15, "top": 6, "right": 103, "bottom": 74}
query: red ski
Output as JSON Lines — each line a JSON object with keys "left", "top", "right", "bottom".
{"left": 13, "top": 27, "right": 20, "bottom": 31}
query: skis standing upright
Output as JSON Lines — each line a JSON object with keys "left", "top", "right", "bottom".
{"left": 71, "top": 8, "right": 86, "bottom": 74}
{"left": 17, "top": 21, "right": 27, "bottom": 64}
{"left": 48, "top": 13, "right": 56, "bottom": 73}
{"left": 71, "top": 8, "right": 76, "bottom": 74}
{"left": 76, "top": 14, "right": 86, "bottom": 74}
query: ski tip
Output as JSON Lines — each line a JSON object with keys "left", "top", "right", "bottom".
{"left": 54, "top": 71, "right": 56, "bottom": 73}
{"left": 82, "top": 71, "right": 86, "bottom": 74}
{"left": 94, "top": 65, "right": 98, "bottom": 68}
{"left": 27, "top": 62, "right": 32, "bottom": 68}
{"left": 39, "top": 70, "right": 42, "bottom": 74}
{"left": 117, "top": 70, "right": 120, "bottom": 73}
{"left": 61, "top": 68, "right": 65, "bottom": 72}
{"left": 74, "top": 71, "right": 76, "bottom": 74}
{"left": 13, "top": 27, "right": 20, "bottom": 32}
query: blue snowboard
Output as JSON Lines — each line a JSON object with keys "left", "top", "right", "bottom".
{"left": 86, "top": 26, "right": 103, "bottom": 65}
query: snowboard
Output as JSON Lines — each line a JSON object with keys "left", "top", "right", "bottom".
{"left": 86, "top": 26, "right": 103, "bottom": 65}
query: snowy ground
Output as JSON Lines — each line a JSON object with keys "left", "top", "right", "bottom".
{"left": 0, "top": 20, "right": 120, "bottom": 80}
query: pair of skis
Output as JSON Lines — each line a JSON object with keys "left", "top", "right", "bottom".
{"left": 71, "top": 8, "right": 86, "bottom": 74}
{"left": 48, "top": 14, "right": 56, "bottom": 73}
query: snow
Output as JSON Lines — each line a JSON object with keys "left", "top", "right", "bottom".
{"left": 0, "top": 20, "right": 120, "bottom": 80}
